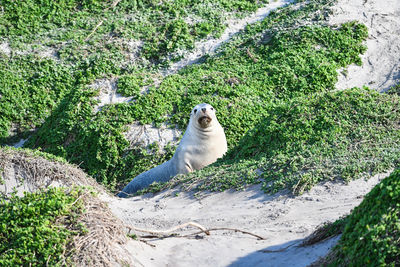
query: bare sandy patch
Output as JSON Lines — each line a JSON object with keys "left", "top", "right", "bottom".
{"left": 331, "top": 0, "right": 400, "bottom": 91}
{"left": 105, "top": 172, "right": 388, "bottom": 266}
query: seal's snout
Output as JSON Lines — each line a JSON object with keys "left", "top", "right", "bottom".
{"left": 193, "top": 103, "right": 216, "bottom": 128}
{"left": 198, "top": 115, "right": 212, "bottom": 128}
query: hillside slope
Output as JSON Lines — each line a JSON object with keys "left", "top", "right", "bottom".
{"left": 1, "top": 0, "right": 399, "bottom": 265}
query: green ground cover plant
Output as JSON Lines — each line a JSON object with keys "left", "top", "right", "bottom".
{"left": 2, "top": 0, "right": 379, "bottom": 192}
{"left": 0, "top": 54, "right": 75, "bottom": 142}
{"left": 150, "top": 87, "right": 400, "bottom": 194}
{"left": 0, "top": 187, "right": 87, "bottom": 266}
{"left": 0, "top": 0, "right": 267, "bottom": 64}
{"left": 2, "top": 0, "right": 398, "bottom": 196}
{"left": 329, "top": 168, "right": 400, "bottom": 266}
{"left": 230, "top": 87, "right": 400, "bottom": 194}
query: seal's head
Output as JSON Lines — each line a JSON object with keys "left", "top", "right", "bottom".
{"left": 191, "top": 103, "right": 217, "bottom": 129}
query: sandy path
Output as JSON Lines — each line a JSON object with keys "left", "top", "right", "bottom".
{"left": 163, "top": 0, "right": 294, "bottom": 76}
{"left": 105, "top": 172, "right": 388, "bottom": 266}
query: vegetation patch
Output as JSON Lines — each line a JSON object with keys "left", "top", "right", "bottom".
{"left": 0, "top": 147, "right": 102, "bottom": 197}
{"left": 0, "top": 185, "right": 132, "bottom": 266}
{"left": 0, "top": 187, "right": 87, "bottom": 266}
{"left": 0, "top": 0, "right": 268, "bottom": 64}
{"left": 321, "top": 169, "right": 400, "bottom": 266}
{"left": 146, "top": 87, "right": 400, "bottom": 194}
{"left": 3, "top": 0, "right": 396, "bottom": 196}
{"left": 0, "top": 54, "right": 75, "bottom": 142}
{"left": 231, "top": 87, "right": 400, "bottom": 194}
{"left": 13, "top": 0, "right": 374, "bottom": 192}
{"left": 0, "top": 148, "right": 133, "bottom": 265}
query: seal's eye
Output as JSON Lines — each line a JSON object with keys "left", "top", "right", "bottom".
{"left": 210, "top": 107, "right": 214, "bottom": 111}
{"left": 193, "top": 109, "right": 197, "bottom": 114}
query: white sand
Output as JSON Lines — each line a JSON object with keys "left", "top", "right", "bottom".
{"left": 91, "top": 78, "right": 134, "bottom": 112}
{"left": 105, "top": 172, "right": 388, "bottom": 266}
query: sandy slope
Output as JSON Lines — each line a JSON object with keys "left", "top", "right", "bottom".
{"left": 105, "top": 172, "right": 388, "bottom": 266}
{"left": 103, "top": 0, "right": 400, "bottom": 266}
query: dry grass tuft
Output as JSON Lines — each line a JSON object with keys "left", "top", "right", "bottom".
{"left": 67, "top": 193, "right": 133, "bottom": 266}
{"left": 0, "top": 148, "right": 103, "bottom": 196}
{"left": 300, "top": 218, "right": 345, "bottom": 247}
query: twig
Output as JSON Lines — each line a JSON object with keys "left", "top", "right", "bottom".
{"left": 246, "top": 47, "right": 258, "bottom": 63}
{"left": 127, "top": 222, "right": 266, "bottom": 240}
{"left": 188, "top": 227, "right": 266, "bottom": 240}
{"left": 138, "top": 238, "right": 156, "bottom": 248}
{"left": 68, "top": 191, "right": 91, "bottom": 207}
{"left": 84, "top": 0, "right": 122, "bottom": 42}
{"left": 126, "top": 221, "right": 210, "bottom": 237}
{"left": 85, "top": 21, "right": 104, "bottom": 42}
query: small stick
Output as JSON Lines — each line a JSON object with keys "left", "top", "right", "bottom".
{"left": 138, "top": 238, "right": 156, "bottom": 248}
{"left": 84, "top": 0, "right": 122, "bottom": 42}
{"left": 188, "top": 227, "right": 266, "bottom": 240}
{"left": 85, "top": 21, "right": 104, "bottom": 42}
{"left": 126, "top": 221, "right": 210, "bottom": 236}
{"left": 246, "top": 48, "right": 258, "bottom": 63}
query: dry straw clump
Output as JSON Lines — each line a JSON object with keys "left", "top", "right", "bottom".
{"left": 0, "top": 147, "right": 102, "bottom": 196}
{"left": 67, "top": 192, "right": 135, "bottom": 266}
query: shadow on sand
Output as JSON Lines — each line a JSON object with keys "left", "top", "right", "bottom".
{"left": 228, "top": 236, "right": 340, "bottom": 267}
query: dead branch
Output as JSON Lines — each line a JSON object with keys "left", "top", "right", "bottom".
{"left": 126, "top": 221, "right": 210, "bottom": 237}
{"left": 246, "top": 47, "right": 258, "bottom": 63}
{"left": 84, "top": 0, "right": 122, "bottom": 42}
{"left": 188, "top": 227, "right": 266, "bottom": 240}
{"left": 127, "top": 222, "right": 266, "bottom": 240}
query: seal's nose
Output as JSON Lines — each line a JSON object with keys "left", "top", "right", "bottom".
{"left": 201, "top": 108, "right": 206, "bottom": 113}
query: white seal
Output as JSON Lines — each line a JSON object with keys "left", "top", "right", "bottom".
{"left": 118, "top": 103, "right": 227, "bottom": 197}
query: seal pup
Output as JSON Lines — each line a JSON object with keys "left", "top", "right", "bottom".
{"left": 117, "top": 103, "right": 227, "bottom": 197}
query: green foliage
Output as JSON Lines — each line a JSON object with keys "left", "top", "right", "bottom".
{"left": 331, "top": 169, "right": 400, "bottom": 266}
{"left": 160, "top": 87, "right": 400, "bottom": 194}
{"left": 117, "top": 72, "right": 154, "bottom": 98}
{"left": 0, "top": 187, "right": 87, "bottom": 266}
{"left": 0, "top": 54, "right": 75, "bottom": 140}
{"left": 0, "top": 0, "right": 267, "bottom": 64}
{"left": 387, "top": 82, "right": 400, "bottom": 96}
{"left": 9, "top": 0, "right": 374, "bottom": 193}
{"left": 0, "top": 0, "right": 104, "bottom": 38}
{"left": 230, "top": 87, "right": 400, "bottom": 194}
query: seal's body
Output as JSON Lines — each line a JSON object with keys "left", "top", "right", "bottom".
{"left": 118, "top": 103, "right": 227, "bottom": 197}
